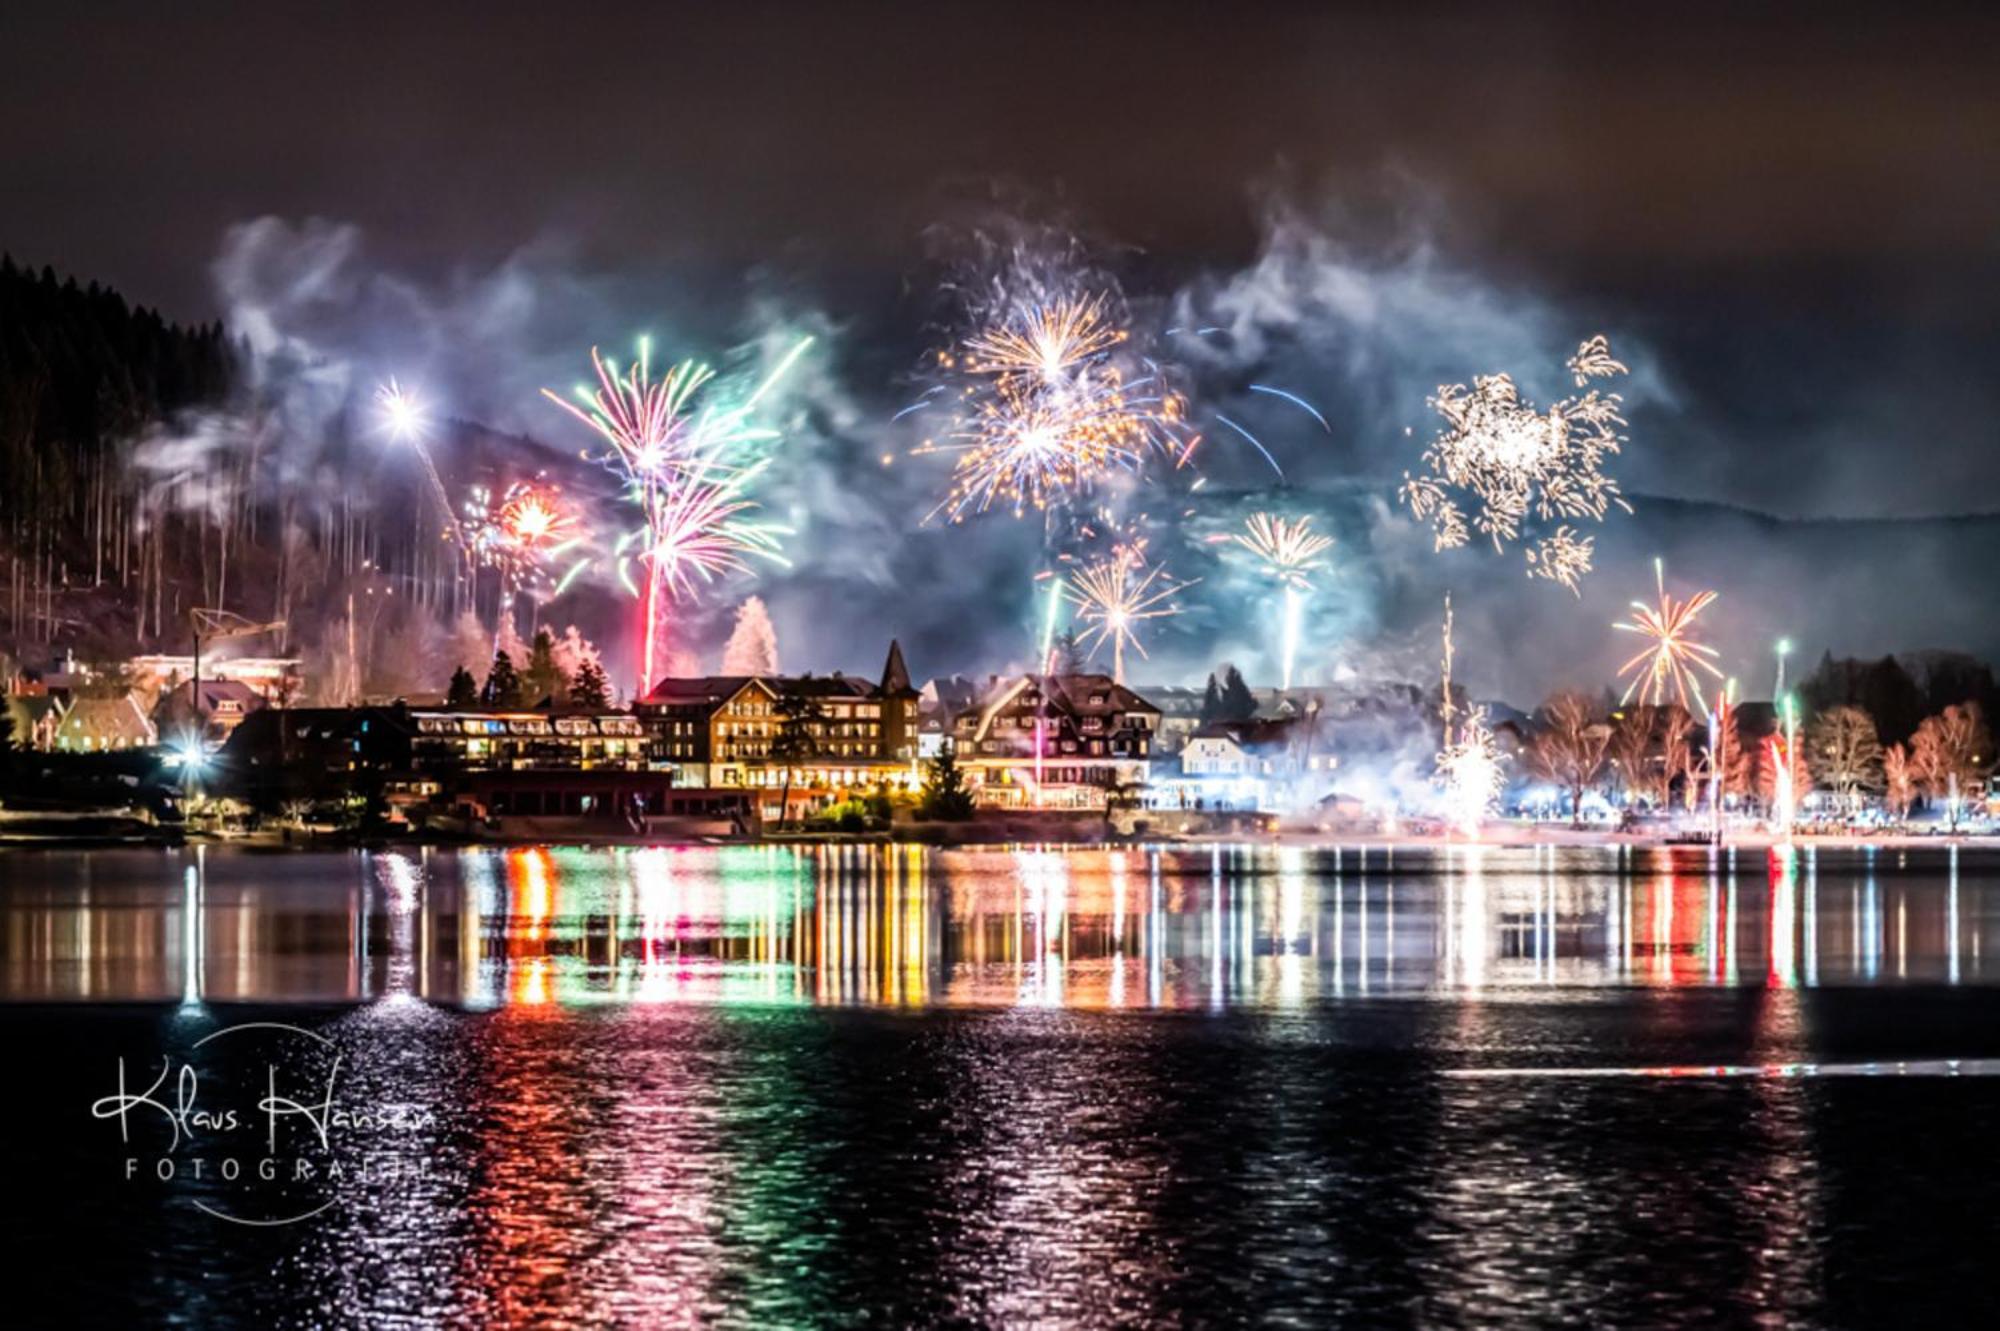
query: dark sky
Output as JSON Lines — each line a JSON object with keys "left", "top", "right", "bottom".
{"left": 4, "top": 0, "right": 1999, "bottom": 518}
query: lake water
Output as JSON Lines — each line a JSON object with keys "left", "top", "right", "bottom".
{"left": 5, "top": 842, "right": 1999, "bottom": 1325}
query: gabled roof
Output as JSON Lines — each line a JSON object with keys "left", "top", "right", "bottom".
{"left": 162, "top": 678, "right": 264, "bottom": 708}
{"left": 643, "top": 675, "right": 768, "bottom": 706}
{"left": 57, "top": 695, "right": 156, "bottom": 742}
{"left": 954, "top": 673, "right": 1163, "bottom": 743}
{"left": 1190, "top": 717, "right": 1300, "bottom": 753}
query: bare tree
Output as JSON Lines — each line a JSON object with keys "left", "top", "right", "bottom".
{"left": 1882, "top": 743, "right": 1916, "bottom": 821}
{"left": 1910, "top": 703, "right": 1992, "bottom": 829}
{"left": 1526, "top": 691, "right": 1609, "bottom": 826}
{"left": 1607, "top": 706, "right": 1655, "bottom": 807}
{"left": 1657, "top": 705, "right": 1696, "bottom": 810}
{"left": 1807, "top": 704, "right": 1882, "bottom": 810}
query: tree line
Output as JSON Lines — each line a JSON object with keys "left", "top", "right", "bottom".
{"left": 1520, "top": 689, "right": 1990, "bottom": 824}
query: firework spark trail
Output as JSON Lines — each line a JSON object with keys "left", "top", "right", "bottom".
{"left": 1064, "top": 540, "right": 1194, "bottom": 685}
{"left": 1399, "top": 335, "right": 1634, "bottom": 589}
{"left": 375, "top": 378, "right": 462, "bottom": 548}
{"left": 1614, "top": 558, "right": 1724, "bottom": 711}
{"left": 1218, "top": 513, "right": 1335, "bottom": 689}
{"left": 1247, "top": 383, "right": 1332, "bottom": 434}
{"left": 1212, "top": 414, "right": 1286, "bottom": 481}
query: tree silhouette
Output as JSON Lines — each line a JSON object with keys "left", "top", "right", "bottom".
{"left": 570, "top": 658, "right": 609, "bottom": 709}
{"left": 1526, "top": 691, "right": 1608, "bottom": 826}
{"left": 919, "top": 740, "right": 976, "bottom": 821}
{"left": 522, "top": 628, "right": 565, "bottom": 704}
{"left": 769, "top": 687, "right": 823, "bottom": 826}
{"left": 482, "top": 651, "right": 523, "bottom": 708}
{"left": 1807, "top": 704, "right": 1883, "bottom": 809}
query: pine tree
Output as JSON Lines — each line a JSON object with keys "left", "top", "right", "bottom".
{"left": 1220, "top": 665, "right": 1257, "bottom": 722}
{"left": 570, "top": 658, "right": 610, "bottom": 709}
{"left": 446, "top": 665, "right": 478, "bottom": 707}
{"left": 1052, "top": 628, "right": 1086, "bottom": 675}
{"left": 522, "top": 628, "right": 564, "bottom": 704}
{"left": 919, "top": 740, "right": 976, "bottom": 820}
{"left": 482, "top": 651, "right": 523, "bottom": 708}
{"left": 770, "top": 686, "right": 824, "bottom": 825}
{"left": 1199, "top": 672, "right": 1224, "bottom": 724}
{"left": 721, "top": 596, "right": 780, "bottom": 675}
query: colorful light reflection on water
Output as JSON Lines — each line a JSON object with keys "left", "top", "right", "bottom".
{"left": 2, "top": 841, "right": 1993, "bottom": 1007}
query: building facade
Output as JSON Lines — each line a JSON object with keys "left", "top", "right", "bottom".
{"left": 949, "top": 673, "right": 1161, "bottom": 808}
{"left": 634, "top": 641, "right": 923, "bottom": 817}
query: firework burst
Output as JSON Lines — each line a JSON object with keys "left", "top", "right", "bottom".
{"left": 1228, "top": 512, "right": 1333, "bottom": 590}
{"left": 921, "top": 291, "right": 1195, "bottom": 523}
{"left": 1216, "top": 512, "right": 1335, "bottom": 690}
{"left": 641, "top": 454, "right": 789, "bottom": 600}
{"left": 1437, "top": 708, "right": 1505, "bottom": 835}
{"left": 1435, "top": 593, "right": 1504, "bottom": 834}
{"left": 1063, "top": 540, "right": 1193, "bottom": 684}
{"left": 1399, "top": 335, "right": 1633, "bottom": 590}
{"left": 1614, "top": 559, "right": 1724, "bottom": 711}
{"left": 544, "top": 336, "right": 802, "bottom": 692}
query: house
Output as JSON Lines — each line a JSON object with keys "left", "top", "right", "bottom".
{"left": 633, "top": 641, "right": 923, "bottom": 816}
{"left": 918, "top": 674, "right": 982, "bottom": 757}
{"left": 949, "top": 673, "right": 1161, "bottom": 808}
{"left": 1173, "top": 715, "right": 1337, "bottom": 809}
{"left": 52, "top": 695, "right": 158, "bottom": 752}
{"left": 153, "top": 678, "right": 267, "bottom": 749}
{"left": 1136, "top": 684, "right": 1208, "bottom": 754}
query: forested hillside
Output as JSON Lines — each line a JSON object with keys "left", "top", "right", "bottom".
{"left": 0, "top": 256, "right": 237, "bottom": 652}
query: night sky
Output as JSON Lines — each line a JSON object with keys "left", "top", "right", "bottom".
{"left": 4, "top": 1, "right": 1999, "bottom": 693}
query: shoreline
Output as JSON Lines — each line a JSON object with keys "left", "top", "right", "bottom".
{"left": 4, "top": 825, "right": 1997, "bottom": 853}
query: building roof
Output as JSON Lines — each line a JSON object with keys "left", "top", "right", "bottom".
{"left": 1190, "top": 717, "right": 1302, "bottom": 754}
{"left": 880, "top": 639, "right": 913, "bottom": 695}
{"left": 920, "top": 675, "right": 981, "bottom": 715}
{"left": 643, "top": 675, "right": 766, "bottom": 706}
{"left": 954, "top": 673, "right": 1163, "bottom": 744}
{"left": 55, "top": 695, "right": 157, "bottom": 744}
{"left": 1134, "top": 684, "right": 1208, "bottom": 718}
{"left": 158, "top": 678, "right": 266, "bottom": 715}
{"left": 644, "top": 666, "right": 905, "bottom": 708}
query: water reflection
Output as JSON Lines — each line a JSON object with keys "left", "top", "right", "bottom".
{"left": 4, "top": 843, "right": 1999, "bottom": 1006}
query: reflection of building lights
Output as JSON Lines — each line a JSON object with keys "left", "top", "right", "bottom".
{"left": 1768, "top": 847, "right": 1797, "bottom": 988}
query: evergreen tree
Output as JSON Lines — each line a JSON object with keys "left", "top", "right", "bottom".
{"left": 522, "top": 628, "right": 565, "bottom": 704}
{"left": 1052, "top": 628, "right": 1086, "bottom": 675}
{"left": 1199, "top": 672, "right": 1225, "bottom": 724}
{"left": 919, "top": 740, "right": 977, "bottom": 820}
{"left": 482, "top": 651, "right": 524, "bottom": 708}
{"left": 721, "top": 596, "right": 780, "bottom": 675}
{"left": 770, "top": 687, "right": 824, "bottom": 825}
{"left": 570, "top": 658, "right": 610, "bottom": 709}
{"left": 446, "top": 665, "right": 478, "bottom": 708}
{"left": 1219, "top": 665, "right": 1257, "bottom": 722}
{"left": 1860, "top": 655, "right": 1925, "bottom": 747}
